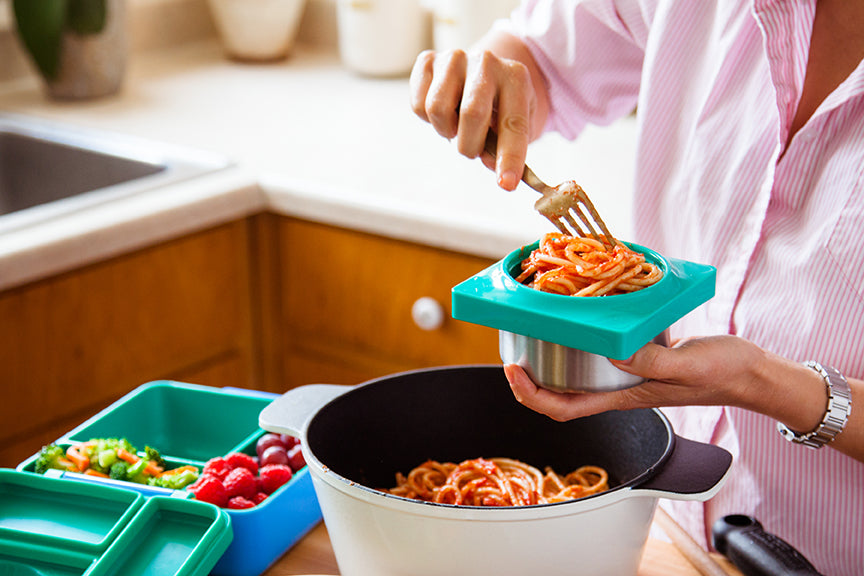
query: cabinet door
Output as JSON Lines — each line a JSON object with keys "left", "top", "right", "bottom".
{"left": 274, "top": 218, "right": 501, "bottom": 389}
{"left": 0, "top": 221, "right": 256, "bottom": 467}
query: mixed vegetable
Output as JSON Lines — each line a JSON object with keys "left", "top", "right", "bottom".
{"left": 34, "top": 438, "right": 199, "bottom": 489}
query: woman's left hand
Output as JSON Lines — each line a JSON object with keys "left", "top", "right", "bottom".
{"left": 506, "top": 335, "right": 783, "bottom": 421}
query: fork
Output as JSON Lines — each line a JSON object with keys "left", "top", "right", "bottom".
{"left": 484, "top": 132, "right": 618, "bottom": 249}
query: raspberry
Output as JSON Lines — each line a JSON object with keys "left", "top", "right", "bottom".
{"left": 258, "top": 464, "right": 293, "bottom": 494}
{"left": 227, "top": 495, "right": 256, "bottom": 510}
{"left": 225, "top": 452, "right": 259, "bottom": 475}
{"left": 189, "top": 477, "right": 228, "bottom": 507}
{"left": 223, "top": 467, "right": 257, "bottom": 499}
{"left": 252, "top": 492, "right": 268, "bottom": 505}
{"left": 203, "top": 457, "right": 232, "bottom": 480}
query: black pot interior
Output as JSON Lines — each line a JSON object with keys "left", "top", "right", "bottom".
{"left": 306, "top": 365, "right": 673, "bottom": 500}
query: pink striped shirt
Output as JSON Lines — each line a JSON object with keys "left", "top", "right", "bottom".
{"left": 503, "top": 1, "right": 864, "bottom": 574}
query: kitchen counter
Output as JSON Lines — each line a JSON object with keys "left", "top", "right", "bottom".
{"left": 0, "top": 41, "right": 638, "bottom": 291}
{"left": 264, "top": 522, "right": 744, "bottom": 576}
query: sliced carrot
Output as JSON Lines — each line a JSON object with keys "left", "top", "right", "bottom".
{"left": 56, "top": 457, "right": 76, "bottom": 470}
{"left": 144, "top": 460, "right": 163, "bottom": 477}
{"left": 84, "top": 469, "right": 109, "bottom": 478}
{"left": 66, "top": 446, "right": 90, "bottom": 472}
{"left": 158, "top": 465, "right": 198, "bottom": 477}
{"left": 117, "top": 448, "right": 140, "bottom": 465}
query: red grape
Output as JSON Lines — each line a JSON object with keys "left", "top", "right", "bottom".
{"left": 280, "top": 434, "right": 300, "bottom": 450}
{"left": 261, "top": 445, "right": 289, "bottom": 466}
{"left": 286, "top": 444, "right": 305, "bottom": 471}
{"left": 256, "top": 433, "right": 284, "bottom": 459}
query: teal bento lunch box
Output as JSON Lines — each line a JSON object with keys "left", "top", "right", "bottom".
{"left": 0, "top": 468, "right": 232, "bottom": 576}
{"left": 13, "top": 381, "right": 323, "bottom": 576}
{"left": 452, "top": 239, "right": 717, "bottom": 360}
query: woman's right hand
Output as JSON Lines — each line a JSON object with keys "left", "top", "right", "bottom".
{"left": 408, "top": 32, "right": 549, "bottom": 191}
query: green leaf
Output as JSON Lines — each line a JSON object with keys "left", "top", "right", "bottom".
{"left": 67, "top": 0, "right": 107, "bottom": 35}
{"left": 12, "top": 0, "right": 67, "bottom": 80}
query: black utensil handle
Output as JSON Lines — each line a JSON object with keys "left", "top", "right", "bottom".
{"left": 711, "top": 515, "right": 824, "bottom": 576}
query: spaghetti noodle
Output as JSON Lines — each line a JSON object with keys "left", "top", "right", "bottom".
{"left": 384, "top": 457, "right": 608, "bottom": 506}
{"left": 515, "top": 233, "right": 663, "bottom": 297}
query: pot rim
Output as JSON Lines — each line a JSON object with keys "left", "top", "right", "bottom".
{"left": 284, "top": 366, "right": 678, "bottom": 514}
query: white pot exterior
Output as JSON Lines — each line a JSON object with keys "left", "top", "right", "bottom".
{"left": 311, "top": 463, "right": 657, "bottom": 576}
{"left": 259, "top": 378, "right": 731, "bottom": 576}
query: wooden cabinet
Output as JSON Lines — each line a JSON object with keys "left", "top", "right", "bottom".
{"left": 0, "top": 214, "right": 503, "bottom": 467}
{"left": 257, "top": 216, "right": 501, "bottom": 390}
{"left": 0, "top": 220, "right": 258, "bottom": 467}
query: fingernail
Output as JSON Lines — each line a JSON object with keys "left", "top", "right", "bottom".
{"left": 499, "top": 170, "right": 518, "bottom": 191}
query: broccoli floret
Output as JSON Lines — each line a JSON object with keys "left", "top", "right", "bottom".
{"left": 149, "top": 468, "right": 199, "bottom": 490}
{"left": 34, "top": 443, "right": 69, "bottom": 475}
{"left": 109, "top": 461, "right": 130, "bottom": 481}
{"left": 144, "top": 446, "right": 166, "bottom": 469}
{"left": 126, "top": 459, "right": 149, "bottom": 484}
{"left": 88, "top": 438, "right": 136, "bottom": 473}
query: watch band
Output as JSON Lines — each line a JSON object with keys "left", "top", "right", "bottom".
{"left": 777, "top": 362, "right": 852, "bottom": 449}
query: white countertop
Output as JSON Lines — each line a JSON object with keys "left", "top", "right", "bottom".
{"left": 0, "top": 41, "right": 638, "bottom": 291}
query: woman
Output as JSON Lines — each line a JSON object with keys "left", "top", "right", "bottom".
{"left": 410, "top": 1, "right": 863, "bottom": 574}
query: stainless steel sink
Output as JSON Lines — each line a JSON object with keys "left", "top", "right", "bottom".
{"left": 0, "top": 114, "right": 230, "bottom": 232}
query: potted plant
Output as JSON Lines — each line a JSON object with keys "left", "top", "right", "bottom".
{"left": 12, "top": 0, "right": 127, "bottom": 100}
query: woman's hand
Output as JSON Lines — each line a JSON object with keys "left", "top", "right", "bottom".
{"left": 408, "top": 31, "right": 549, "bottom": 191}
{"left": 506, "top": 334, "right": 864, "bottom": 461}
{"left": 505, "top": 335, "right": 771, "bottom": 421}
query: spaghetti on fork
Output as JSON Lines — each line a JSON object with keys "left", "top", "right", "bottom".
{"left": 516, "top": 233, "right": 663, "bottom": 297}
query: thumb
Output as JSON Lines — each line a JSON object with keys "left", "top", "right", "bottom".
{"left": 608, "top": 342, "right": 668, "bottom": 379}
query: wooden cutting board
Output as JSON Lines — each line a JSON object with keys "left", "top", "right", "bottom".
{"left": 262, "top": 523, "right": 744, "bottom": 576}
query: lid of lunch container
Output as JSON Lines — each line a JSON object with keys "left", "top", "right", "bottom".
{"left": 451, "top": 240, "right": 716, "bottom": 360}
{"left": 0, "top": 468, "right": 232, "bottom": 576}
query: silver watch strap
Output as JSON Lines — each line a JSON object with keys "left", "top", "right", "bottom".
{"left": 777, "top": 362, "right": 852, "bottom": 449}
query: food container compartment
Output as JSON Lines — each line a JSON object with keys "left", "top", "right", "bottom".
{"left": 16, "top": 381, "right": 323, "bottom": 576}
{"left": 86, "top": 496, "right": 232, "bottom": 576}
{"left": 64, "top": 381, "right": 270, "bottom": 463}
{"left": 212, "top": 435, "right": 321, "bottom": 576}
{"left": 0, "top": 468, "right": 143, "bottom": 555}
{"left": 0, "top": 536, "right": 95, "bottom": 576}
{"left": 0, "top": 468, "right": 231, "bottom": 576}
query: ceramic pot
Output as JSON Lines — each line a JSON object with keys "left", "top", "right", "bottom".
{"left": 260, "top": 365, "right": 732, "bottom": 576}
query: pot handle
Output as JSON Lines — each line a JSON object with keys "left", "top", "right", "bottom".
{"left": 259, "top": 383, "right": 351, "bottom": 438}
{"left": 635, "top": 436, "right": 733, "bottom": 501}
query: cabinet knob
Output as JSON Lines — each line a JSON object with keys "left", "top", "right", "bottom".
{"left": 411, "top": 297, "right": 445, "bottom": 331}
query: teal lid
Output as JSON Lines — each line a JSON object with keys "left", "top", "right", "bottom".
{"left": 452, "top": 240, "right": 716, "bottom": 359}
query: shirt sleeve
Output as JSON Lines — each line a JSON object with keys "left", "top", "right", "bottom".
{"left": 495, "top": 0, "right": 653, "bottom": 139}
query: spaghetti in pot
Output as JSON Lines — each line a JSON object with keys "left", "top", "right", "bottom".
{"left": 516, "top": 233, "right": 663, "bottom": 297}
{"left": 384, "top": 457, "right": 608, "bottom": 506}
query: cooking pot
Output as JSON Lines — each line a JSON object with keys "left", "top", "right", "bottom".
{"left": 259, "top": 365, "right": 732, "bottom": 576}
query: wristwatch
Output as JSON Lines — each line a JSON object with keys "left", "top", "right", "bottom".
{"left": 777, "top": 361, "right": 852, "bottom": 449}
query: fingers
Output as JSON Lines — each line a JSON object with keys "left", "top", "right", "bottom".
{"left": 409, "top": 48, "right": 534, "bottom": 191}
{"left": 489, "top": 62, "right": 532, "bottom": 190}
{"left": 504, "top": 364, "right": 621, "bottom": 422}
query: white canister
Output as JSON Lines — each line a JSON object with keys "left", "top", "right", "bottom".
{"left": 431, "top": 0, "right": 520, "bottom": 51}
{"left": 208, "top": 0, "right": 307, "bottom": 61}
{"left": 336, "top": 0, "right": 429, "bottom": 77}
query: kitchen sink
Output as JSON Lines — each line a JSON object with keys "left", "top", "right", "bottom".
{"left": 0, "top": 114, "right": 230, "bottom": 232}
